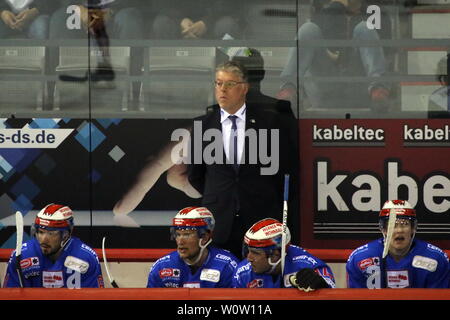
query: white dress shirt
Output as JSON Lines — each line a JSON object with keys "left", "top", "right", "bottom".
{"left": 6, "top": 0, "right": 34, "bottom": 13}
{"left": 220, "top": 104, "right": 246, "bottom": 165}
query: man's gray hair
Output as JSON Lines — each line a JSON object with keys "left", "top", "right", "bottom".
{"left": 216, "top": 61, "right": 248, "bottom": 82}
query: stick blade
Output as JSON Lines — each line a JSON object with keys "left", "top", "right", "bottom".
{"left": 102, "top": 236, "right": 119, "bottom": 288}
{"left": 58, "top": 74, "right": 88, "bottom": 82}
{"left": 15, "top": 211, "right": 24, "bottom": 255}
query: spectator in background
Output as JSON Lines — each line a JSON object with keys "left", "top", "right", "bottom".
{"left": 428, "top": 55, "right": 449, "bottom": 112}
{"left": 0, "top": 0, "right": 55, "bottom": 39}
{"left": 49, "top": 0, "right": 144, "bottom": 40}
{"left": 151, "top": 0, "right": 243, "bottom": 39}
{"left": 278, "top": 0, "right": 390, "bottom": 111}
{"left": 50, "top": 0, "right": 144, "bottom": 86}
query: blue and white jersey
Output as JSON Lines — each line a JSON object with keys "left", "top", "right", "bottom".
{"left": 233, "top": 245, "right": 336, "bottom": 288}
{"left": 3, "top": 237, "right": 104, "bottom": 288}
{"left": 147, "top": 247, "right": 238, "bottom": 288}
{"left": 346, "top": 238, "right": 450, "bottom": 288}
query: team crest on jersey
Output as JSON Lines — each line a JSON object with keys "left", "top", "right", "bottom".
{"left": 387, "top": 270, "right": 409, "bottom": 288}
{"left": 20, "top": 257, "right": 39, "bottom": 269}
{"left": 159, "top": 268, "right": 180, "bottom": 279}
{"left": 247, "top": 279, "right": 264, "bottom": 288}
{"left": 43, "top": 271, "right": 64, "bottom": 288}
{"left": 358, "top": 257, "right": 380, "bottom": 270}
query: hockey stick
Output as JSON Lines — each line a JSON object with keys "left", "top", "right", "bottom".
{"left": 15, "top": 211, "right": 25, "bottom": 288}
{"left": 102, "top": 237, "right": 119, "bottom": 288}
{"left": 263, "top": 9, "right": 297, "bottom": 17}
{"left": 58, "top": 73, "right": 89, "bottom": 82}
{"left": 381, "top": 209, "right": 397, "bottom": 288}
{"left": 281, "top": 174, "right": 290, "bottom": 278}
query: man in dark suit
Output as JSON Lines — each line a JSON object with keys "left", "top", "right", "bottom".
{"left": 188, "top": 61, "right": 296, "bottom": 258}
{"left": 113, "top": 56, "right": 298, "bottom": 256}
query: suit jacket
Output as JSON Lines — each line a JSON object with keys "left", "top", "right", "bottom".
{"left": 188, "top": 97, "right": 297, "bottom": 244}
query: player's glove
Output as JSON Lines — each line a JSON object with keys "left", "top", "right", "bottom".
{"left": 289, "top": 268, "right": 329, "bottom": 292}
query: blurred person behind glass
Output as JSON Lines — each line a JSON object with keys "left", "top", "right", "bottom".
{"left": 49, "top": 0, "right": 144, "bottom": 85}
{"left": 150, "top": 0, "right": 245, "bottom": 39}
{"left": 0, "top": 0, "right": 56, "bottom": 39}
{"left": 278, "top": 0, "right": 390, "bottom": 111}
{"left": 428, "top": 55, "right": 449, "bottom": 112}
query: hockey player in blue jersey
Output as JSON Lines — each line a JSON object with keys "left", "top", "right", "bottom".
{"left": 147, "top": 207, "right": 238, "bottom": 288}
{"left": 3, "top": 204, "right": 104, "bottom": 288}
{"left": 346, "top": 200, "right": 450, "bottom": 288}
{"left": 233, "top": 218, "right": 335, "bottom": 290}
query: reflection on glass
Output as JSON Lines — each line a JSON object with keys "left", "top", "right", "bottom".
{"left": 0, "top": 0, "right": 448, "bottom": 118}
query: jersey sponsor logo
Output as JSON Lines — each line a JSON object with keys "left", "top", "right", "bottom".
{"left": 163, "top": 282, "right": 179, "bottom": 288}
{"left": 293, "top": 255, "right": 318, "bottom": 265}
{"left": 426, "top": 243, "right": 445, "bottom": 255}
{"left": 24, "top": 271, "right": 40, "bottom": 279}
{"left": 43, "top": 271, "right": 64, "bottom": 288}
{"left": 247, "top": 278, "right": 264, "bottom": 288}
{"left": 20, "top": 257, "right": 39, "bottom": 269}
{"left": 64, "top": 256, "right": 89, "bottom": 274}
{"left": 237, "top": 262, "right": 251, "bottom": 274}
{"left": 387, "top": 270, "right": 409, "bottom": 288}
{"left": 412, "top": 255, "right": 438, "bottom": 272}
{"left": 215, "top": 254, "right": 237, "bottom": 268}
{"left": 215, "top": 253, "right": 232, "bottom": 261}
{"left": 200, "top": 268, "right": 220, "bottom": 283}
{"left": 350, "top": 244, "right": 369, "bottom": 259}
{"left": 183, "top": 282, "right": 200, "bottom": 288}
{"left": 159, "top": 268, "right": 180, "bottom": 278}
{"left": 358, "top": 257, "right": 380, "bottom": 270}
{"left": 81, "top": 243, "right": 97, "bottom": 257}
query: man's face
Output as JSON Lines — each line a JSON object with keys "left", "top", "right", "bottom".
{"left": 215, "top": 70, "right": 249, "bottom": 114}
{"left": 383, "top": 218, "right": 414, "bottom": 257}
{"left": 246, "top": 248, "right": 280, "bottom": 274}
{"left": 175, "top": 229, "right": 202, "bottom": 263}
{"left": 36, "top": 229, "right": 63, "bottom": 256}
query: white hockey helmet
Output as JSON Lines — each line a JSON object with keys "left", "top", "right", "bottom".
{"left": 31, "top": 203, "right": 75, "bottom": 241}
{"left": 243, "top": 218, "right": 291, "bottom": 254}
{"left": 379, "top": 200, "right": 417, "bottom": 230}
{"left": 170, "top": 206, "right": 215, "bottom": 239}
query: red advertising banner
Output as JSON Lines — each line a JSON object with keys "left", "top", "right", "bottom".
{"left": 299, "top": 118, "right": 450, "bottom": 249}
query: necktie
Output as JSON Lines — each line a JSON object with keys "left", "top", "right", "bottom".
{"left": 228, "top": 115, "right": 239, "bottom": 172}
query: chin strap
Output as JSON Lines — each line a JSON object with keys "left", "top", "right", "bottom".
{"left": 60, "top": 231, "right": 72, "bottom": 250}
{"left": 267, "top": 254, "right": 281, "bottom": 274}
{"left": 185, "top": 238, "right": 212, "bottom": 266}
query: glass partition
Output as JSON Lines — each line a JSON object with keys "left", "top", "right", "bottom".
{"left": 0, "top": 0, "right": 448, "bottom": 250}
